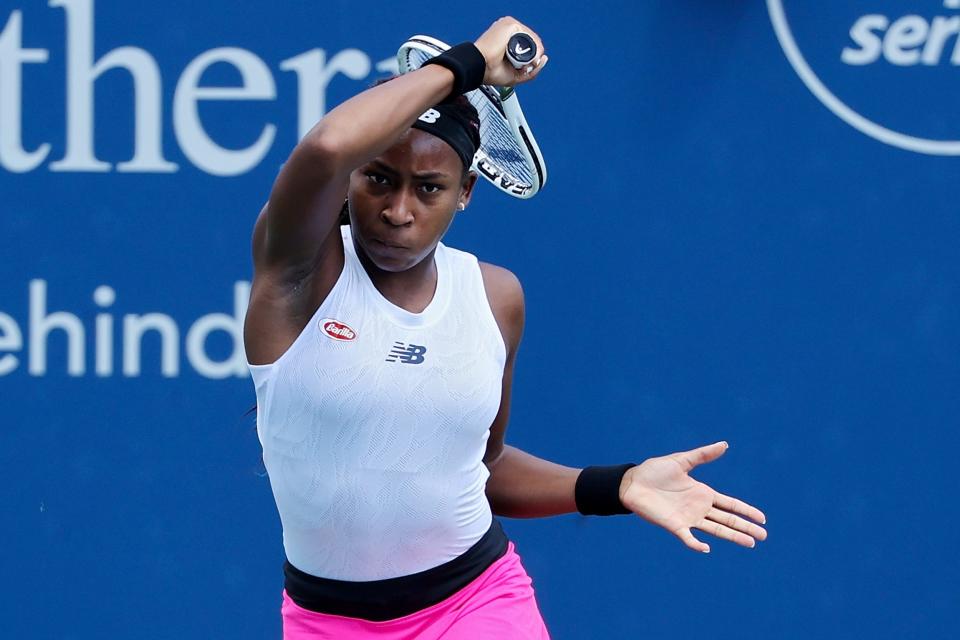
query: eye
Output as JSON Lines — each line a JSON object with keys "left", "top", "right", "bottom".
{"left": 419, "top": 183, "right": 443, "bottom": 194}
{"left": 365, "top": 171, "right": 390, "bottom": 186}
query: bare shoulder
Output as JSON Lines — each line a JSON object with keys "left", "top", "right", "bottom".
{"left": 479, "top": 261, "right": 524, "bottom": 309}
{"left": 479, "top": 261, "right": 525, "bottom": 356}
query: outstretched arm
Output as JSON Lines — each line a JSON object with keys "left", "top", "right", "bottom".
{"left": 480, "top": 264, "right": 767, "bottom": 551}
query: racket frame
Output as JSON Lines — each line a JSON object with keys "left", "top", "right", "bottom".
{"left": 398, "top": 35, "right": 547, "bottom": 199}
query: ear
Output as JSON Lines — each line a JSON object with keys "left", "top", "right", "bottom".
{"left": 457, "top": 171, "right": 479, "bottom": 211}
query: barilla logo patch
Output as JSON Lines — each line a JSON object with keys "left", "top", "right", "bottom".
{"left": 320, "top": 319, "right": 357, "bottom": 341}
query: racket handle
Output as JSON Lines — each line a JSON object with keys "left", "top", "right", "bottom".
{"left": 505, "top": 33, "right": 537, "bottom": 69}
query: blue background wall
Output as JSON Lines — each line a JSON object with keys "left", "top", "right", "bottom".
{"left": 2, "top": 1, "right": 958, "bottom": 637}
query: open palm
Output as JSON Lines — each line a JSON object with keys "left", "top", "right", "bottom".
{"left": 619, "top": 442, "right": 767, "bottom": 553}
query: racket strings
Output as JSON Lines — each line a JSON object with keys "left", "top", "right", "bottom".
{"left": 472, "top": 96, "right": 534, "bottom": 184}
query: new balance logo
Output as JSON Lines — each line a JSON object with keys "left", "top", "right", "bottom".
{"left": 418, "top": 109, "right": 441, "bottom": 124}
{"left": 385, "top": 342, "right": 427, "bottom": 364}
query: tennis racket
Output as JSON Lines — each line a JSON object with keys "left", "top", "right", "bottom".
{"left": 397, "top": 35, "right": 547, "bottom": 199}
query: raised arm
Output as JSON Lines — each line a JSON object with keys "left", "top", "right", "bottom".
{"left": 256, "top": 65, "right": 458, "bottom": 276}
{"left": 245, "top": 53, "right": 468, "bottom": 367}
{"left": 245, "top": 19, "right": 547, "bottom": 366}
{"left": 255, "top": 17, "right": 547, "bottom": 278}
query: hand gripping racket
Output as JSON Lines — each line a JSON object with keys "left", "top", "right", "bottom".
{"left": 398, "top": 35, "right": 547, "bottom": 199}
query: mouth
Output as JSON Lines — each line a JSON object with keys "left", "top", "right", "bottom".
{"left": 371, "top": 238, "right": 407, "bottom": 250}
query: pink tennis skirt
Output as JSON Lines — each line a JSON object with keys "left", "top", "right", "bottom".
{"left": 280, "top": 542, "right": 551, "bottom": 639}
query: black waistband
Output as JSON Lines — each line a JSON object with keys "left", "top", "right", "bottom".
{"left": 284, "top": 519, "right": 509, "bottom": 621}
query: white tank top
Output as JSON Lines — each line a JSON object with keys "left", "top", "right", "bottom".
{"left": 247, "top": 225, "right": 507, "bottom": 581}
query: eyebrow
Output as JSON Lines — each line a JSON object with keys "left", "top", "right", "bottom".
{"left": 370, "top": 160, "right": 450, "bottom": 181}
{"left": 412, "top": 171, "right": 451, "bottom": 180}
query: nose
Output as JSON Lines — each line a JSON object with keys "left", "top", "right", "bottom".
{"left": 380, "top": 190, "right": 415, "bottom": 227}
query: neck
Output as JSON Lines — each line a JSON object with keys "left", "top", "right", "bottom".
{"left": 354, "top": 241, "right": 439, "bottom": 314}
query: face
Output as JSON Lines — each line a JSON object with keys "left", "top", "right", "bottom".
{"left": 348, "top": 128, "right": 477, "bottom": 273}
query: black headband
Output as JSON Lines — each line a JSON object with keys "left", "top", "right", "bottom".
{"left": 410, "top": 104, "right": 481, "bottom": 170}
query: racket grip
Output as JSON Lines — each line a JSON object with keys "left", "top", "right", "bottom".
{"left": 505, "top": 33, "right": 537, "bottom": 69}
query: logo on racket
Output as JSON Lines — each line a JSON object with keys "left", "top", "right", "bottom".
{"left": 506, "top": 33, "right": 537, "bottom": 66}
{"left": 476, "top": 158, "right": 530, "bottom": 197}
{"left": 320, "top": 319, "right": 357, "bottom": 341}
{"left": 768, "top": 0, "right": 960, "bottom": 155}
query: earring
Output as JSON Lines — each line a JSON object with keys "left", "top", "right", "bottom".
{"left": 457, "top": 202, "right": 465, "bottom": 211}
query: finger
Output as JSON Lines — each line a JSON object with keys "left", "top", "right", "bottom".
{"left": 671, "top": 441, "right": 728, "bottom": 472}
{"left": 525, "top": 55, "right": 549, "bottom": 78}
{"left": 531, "top": 33, "right": 545, "bottom": 61}
{"left": 713, "top": 492, "right": 766, "bottom": 525}
{"left": 695, "top": 518, "right": 757, "bottom": 549}
{"left": 706, "top": 508, "right": 767, "bottom": 542}
{"left": 676, "top": 527, "right": 711, "bottom": 554}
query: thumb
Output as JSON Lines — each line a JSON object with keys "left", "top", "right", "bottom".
{"left": 672, "top": 441, "right": 728, "bottom": 472}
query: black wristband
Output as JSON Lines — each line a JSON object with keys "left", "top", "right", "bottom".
{"left": 575, "top": 464, "right": 635, "bottom": 516}
{"left": 422, "top": 42, "right": 486, "bottom": 102}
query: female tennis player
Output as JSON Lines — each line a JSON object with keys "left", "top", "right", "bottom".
{"left": 243, "top": 17, "right": 767, "bottom": 639}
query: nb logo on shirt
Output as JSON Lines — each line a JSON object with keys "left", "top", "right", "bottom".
{"left": 385, "top": 342, "right": 427, "bottom": 365}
